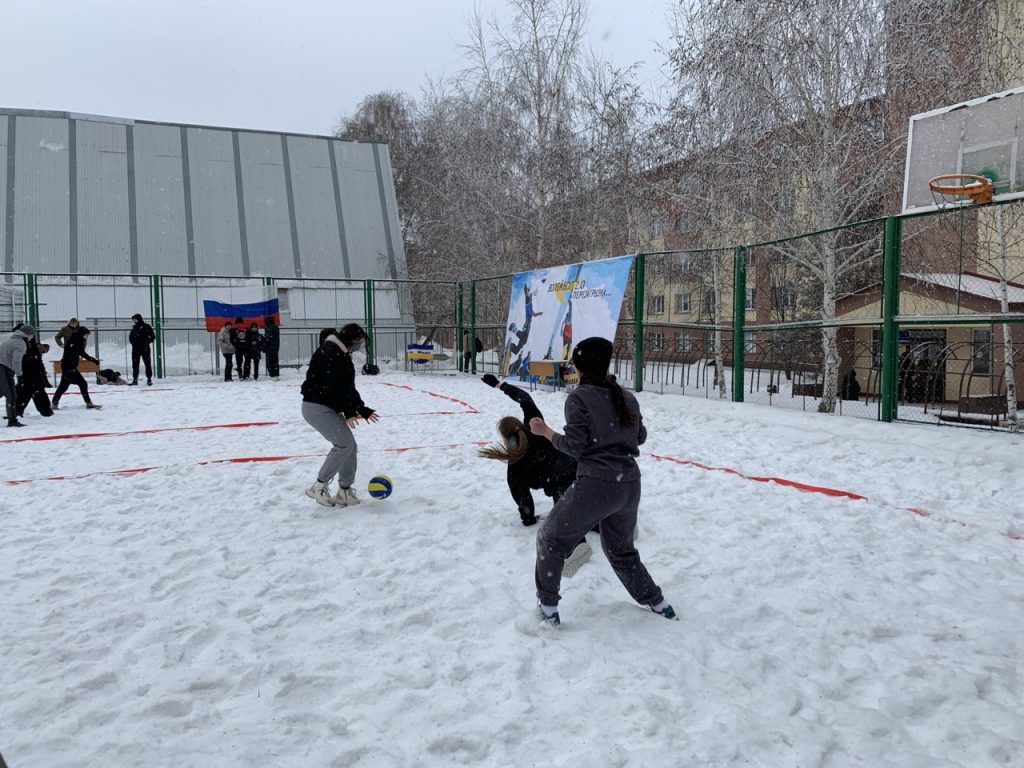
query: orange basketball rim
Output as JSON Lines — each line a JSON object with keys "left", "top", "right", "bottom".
{"left": 928, "top": 174, "right": 994, "bottom": 205}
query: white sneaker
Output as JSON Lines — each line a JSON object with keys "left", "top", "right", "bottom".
{"left": 305, "top": 481, "right": 335, "bottom": 508}
{"left": 334, "top": 486, "right": 362, "bottom": 506}
{"left": 562, "top": 541, "right": 593, "bottom": 579}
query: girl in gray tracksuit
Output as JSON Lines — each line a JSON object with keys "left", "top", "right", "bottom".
{"left": 529, "top": 336, "right": 676, "bottom": 625}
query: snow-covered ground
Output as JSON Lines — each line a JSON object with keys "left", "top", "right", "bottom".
{"left": 2, "top": 369, "right": 1022, "bottom": 767}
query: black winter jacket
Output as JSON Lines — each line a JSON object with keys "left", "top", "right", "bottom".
{"left": 499, "top": 383, "right": 578, "bottom": 518}
{"left": 61, "top": 330, "right": 98, "bottom": 371}
{"left": 22, "top": 338, "right": 51, "bottom": 389}
{"left": 301, "top": 335, "right": 374, "bottom": 419}
{"left": 129, "top": 321, "right": 155, "bottom": 349}
{"left": 263, "top": 324, "right": 280, "bottom": 353}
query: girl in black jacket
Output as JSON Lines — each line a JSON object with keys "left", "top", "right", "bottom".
{"left": 300, "top": 324, "right": 379, "bottom": 508}
{"left": 245, "top": 323, "right": 263, "bottom": 380}
{"left": 479, "top": 374, "right": 596, "bottom": 578}
{"left": 52, "top": 327, "right": 102, "bottom": 410}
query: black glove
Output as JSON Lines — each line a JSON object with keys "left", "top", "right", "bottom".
{"left": 482, "top": 374, "right": 499, "bottom": 388}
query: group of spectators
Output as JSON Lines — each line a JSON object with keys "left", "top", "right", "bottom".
{"left": 216, "top": 317, "right": 280, "bottom": 382}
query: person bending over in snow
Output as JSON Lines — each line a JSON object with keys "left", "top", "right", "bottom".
{"left": 14, "top": 325, "right": 53, "bottom": 419}
{"left": 52, "top": 326, "right": 102, "bottom": 411}
{"left": 300, "top": 324, "right": 379, "bottom": 508}
{"left": 1, "top": 324, "right": 34, "bottom": 427}
{"left": 528, "top": 336, "right": 675, "bottom": 626}
{"left": 478, "top": 373, "right": 594, "bottom": 578}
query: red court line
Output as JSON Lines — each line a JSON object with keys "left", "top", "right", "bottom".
{"left": 649, "top": 453, "right": 1020, "bottom": 542}
{"left": 44, "top": 388, "right": 176, "bottom": 395}
{"left": 0, "top": 421, "right": 279, "bottom": 444}
{"left": 379, "top": 382, "right": 479, "bottom": 413}
{"left": 5, "top": 441, "right": 489, "bottom": 485}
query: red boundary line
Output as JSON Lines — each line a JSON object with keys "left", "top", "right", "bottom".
{"left": 379, "top": 382, "right": 479, "bottom": 413}
{"left": 0, "top": 421, "right": 279, "bottom": 444}
{"left": 649, "top": 453, "right": 1022, "bottom": 542}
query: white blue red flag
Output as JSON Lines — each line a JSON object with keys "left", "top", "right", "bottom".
{"left": 202, "top": 285, "right": 281, "bottom": 332}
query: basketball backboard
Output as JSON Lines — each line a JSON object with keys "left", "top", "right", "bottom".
{"left": 902, "top": 84, "right": 1024, "bottom": 214}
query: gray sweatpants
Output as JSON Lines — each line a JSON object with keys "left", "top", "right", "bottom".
{"left": 536, "top": 476, "right": 664, "bottom": 609}
{"left": 302, "top": 401, "right": 358, "bottom": 487}
{"left": 0, "top": 366, "right": 16, "bottom": 423}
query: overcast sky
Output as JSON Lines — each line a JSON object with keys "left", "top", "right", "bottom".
{"left": 1, "top": 0, "right": 673, "bottom": 137}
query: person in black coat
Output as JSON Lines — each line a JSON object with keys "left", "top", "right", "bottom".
{"left": 129, "top": 313, "right": 156, "bottom": 386}
{"left": 462, "top": 330, "right": 484, "bottom": 372}
{"left": 235, "top": 323, "right": 252, "bottom": 380}
{"left": 16, "top": 328, "right": 54, "bottom": 418}
{"left": 245, "top": 322, "right": 263, "bottom": 380}
{"left": 300, "top": 324, "right": 380, "bottom": 508}
{"left": 52, "top": 326, "right": 101, "bottom": 410}
{"left": 478, "top": 374, "right": 577, "bottom": 525}
{"left": 263, "top": 315, "right": 281, "bottom": 378}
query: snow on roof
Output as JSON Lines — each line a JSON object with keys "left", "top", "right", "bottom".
{"left": 903, "top": 273, "right": 1024, "bottom": 304}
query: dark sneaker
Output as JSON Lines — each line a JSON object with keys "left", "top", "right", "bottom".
{"left": 129, "top": 380, "right": 138, "bottom": 386}
{"left": 651, "top": 604, "right": 679, "bottom": 621}
{"left": 85, "top": 403, "right": 103, "bottom": 410}
{"left": 520, "top": 513, "right": 538, "bottom": 527}
{"left": 7, "top": 420, "right": 25, "bottom": 428}
{"left": 147, "top": 379, "right": 153, "bottom": 386}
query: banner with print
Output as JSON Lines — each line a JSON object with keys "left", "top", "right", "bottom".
{"left": 502, "top": 254, "right": 634, "bottom": 378}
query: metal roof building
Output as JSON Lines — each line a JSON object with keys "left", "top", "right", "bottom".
{"left": 0, "top": 108, "right": 407, "bottom": 281}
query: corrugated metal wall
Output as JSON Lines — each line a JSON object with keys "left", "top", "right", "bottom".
{"left": 0, "top": 109, "right": 408, "bottom": 284}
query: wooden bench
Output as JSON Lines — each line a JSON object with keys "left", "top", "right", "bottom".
{"left": 528, "top": 360, "right": 578, "bottom": 388}
{"left": 53, "top": 360, "right": 100, "bottom": 375}
{"left": 792, "top": 382, "right": 823, "bottom": 398}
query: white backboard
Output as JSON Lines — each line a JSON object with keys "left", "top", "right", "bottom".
{"left": 903, "top": 85, "right": 1024, "bottom": 214}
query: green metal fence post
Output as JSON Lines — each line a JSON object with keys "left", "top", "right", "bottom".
{"left": 456, "top": 283, "right": 465, "bottom": 372}
{"left": 24, "top": 273, "right": 39, "bottom": 327}
{"left": 732, "top": 246, "right": 747, "bottom": 402}
{"left": 633, "top": 253, "right": 646, "bottom": 392}
{"left": 150, "top": 274, "right": 164, "bottom": 379}
{"left": 470, "top": 280, "right": 478, "bottom": 375}
{"left": 365, "top": 279, "right": 376, "bottom": 368}
{"left": 880, "top": 216, "right": 902, "bottom": 422}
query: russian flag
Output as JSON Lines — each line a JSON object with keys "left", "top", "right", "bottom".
{"left": 202, "top": 285, "right": 281, "bottom": 332}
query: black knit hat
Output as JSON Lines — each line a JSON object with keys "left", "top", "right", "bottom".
{"left": 571, "top": 336, "right": 613, "bottom": 377}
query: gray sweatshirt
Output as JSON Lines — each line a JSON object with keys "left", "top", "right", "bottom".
{"left": 551, "top": 383, "right": 647, "bottom": 483}
{"left": 0, "top": 330, "right": 31, "bottom": 373}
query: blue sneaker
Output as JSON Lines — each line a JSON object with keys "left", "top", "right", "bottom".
{"left": 651, "top": 604, "right": 678, "bottom": 621}
{"left": 537, "top": 605, "right": 561, "bottom": 626}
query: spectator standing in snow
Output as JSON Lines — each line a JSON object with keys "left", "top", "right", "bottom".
{"left": 1, "top": 323, "right": 34, "bottom": 427}
{"left": 229, "top": 317, "right": 245, "bottom": 379}
{"left": 528, "top": 336, "right": 675, "bottom": 626}
{"left": 14, "top": 324, "right": 53, "bottom": 418}
{"left": 245, "top": 322, "right": 263, "bottom": 381}
{"left": 217, "top": 321, "right": 236, "bottom": 382}
{"left": 263, "top": 316, "right": 280, "bottom": 378}
{"left": 462, "top": 330, "right": 483, "bottom": 372}
{"left": 54, "top": 317, "right": 79, "bottom": 349}
{"left": 129, "top": 313, "right": 156, "bottom": 386}
{"left": 478, "top": 373, "right": 594, "bottom": 577}
{"left": 235, "top": 322, "right": 251, "bottom": 380}
{"left": 300, "top": 324, "right": 379, "bottom": 508}
{"left": 52, "top": 326, "right": 102, "bottom": 410}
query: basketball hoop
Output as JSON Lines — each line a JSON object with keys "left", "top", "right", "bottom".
{"left": 928, "top": 174, "right": 994, "bottom": 206}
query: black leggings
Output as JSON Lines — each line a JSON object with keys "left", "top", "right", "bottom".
{"left": 54, "top": 368, "right": 91, "bottom": 405}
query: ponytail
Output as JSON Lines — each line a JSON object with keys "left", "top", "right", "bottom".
{"left": 579, "top": 373, "right": 636, "bottom": 426}
{"left": 477, "top": 417, "right": 530, "bottom": 464}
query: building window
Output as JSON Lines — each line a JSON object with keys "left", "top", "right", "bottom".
{"left": 745, "top": 287, "right": 757, "bottom": 310}
{"left": 872, "top": 329, "right": 881, "bottom": 369}
{"left": 674, "top": 213, "right": 693, "bottom": 234}
{"left": 704, "top": 331, "right": 715, "bottom": 353}
{"left": 745, "top": 331, "right": 756, "bottom": 353}
{"left": 651, "top": 218, "right": 664, "bottom": 239}
{"left": 675, "top": 332, "right": 692, "bottom": 352}
{"left": 650, "top": 332, "right": 665, "bottom": 351}
{"left": 773, "top": 285, "right": 796, "bottom": 310}
{"left": 675, "top": 293, "right": 691, "bottom": 313}
{"left": 972, "top": 329, "right": 992, "bottom": 374}
{"left": 648, "top": 295, "right": 665, "bottom": 315}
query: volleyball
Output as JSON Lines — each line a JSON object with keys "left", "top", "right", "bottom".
{"left": 367, "top": 475, "right": 393, "bottom": 500}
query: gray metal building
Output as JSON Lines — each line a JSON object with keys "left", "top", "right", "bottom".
{"left": 0, "top": 108, "right": 406, "bottom": 281}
